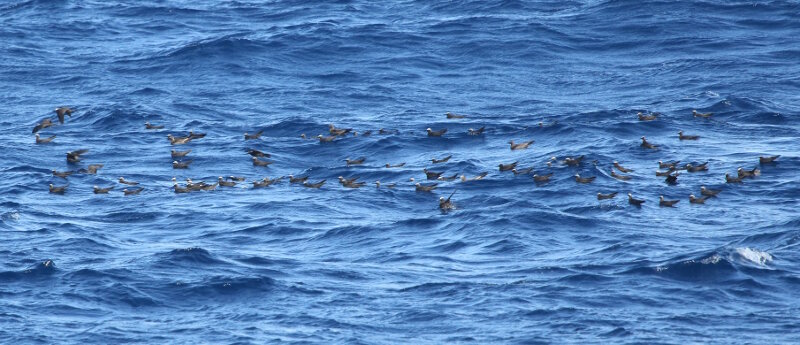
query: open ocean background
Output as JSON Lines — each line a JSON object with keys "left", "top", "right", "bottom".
{"left": 1, "top": 0, "right": 799, "bottom": 343}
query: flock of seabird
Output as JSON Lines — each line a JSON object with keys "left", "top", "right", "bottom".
{"left": 35, "top": 108, "right": 780, "bottom": 212}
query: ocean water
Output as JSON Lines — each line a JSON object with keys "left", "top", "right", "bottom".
{"left": 1, "top": 0, "right": 799, "bottom": 343}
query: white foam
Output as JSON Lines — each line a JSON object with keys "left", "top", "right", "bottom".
{"left": 735, "top": 247, "right": 773, "bottom": 266}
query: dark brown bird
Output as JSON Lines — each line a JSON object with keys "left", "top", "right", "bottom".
{"left": 123, "top": 187, "right": 144, "bottom": 195}
{"left": 655, "top": 170, "right": 675, "bottom": 177}
{"left": 317, "top": 134, "right": 336, "bottom": 142}
{"left": 167, "top": 134, "right": 192, "bottom": 145}
{"left": 611, "top": 170, "right": 631, "bottom": 181}
{"left": 345, "top": 157, "right": 366, "bottom": 166}
{"left": 200, "top": 183, "right": 218, "bottom": 191}
{"left": 461, "top": 172, "right": 488, "bottom": 182}
{"left": 228, "top": 176, "right": 246, "bottom": 182}
{"left": 52, "top": 170, "right": 73, "bottom": 178}
{"left": 597, "top": 192, "right": 617, "bottom": 200}
{"left": 188, "top": 131, "right": 206, "bottom": 139}
{"left": 415, "top": 182, "right": 438, "bottom": 192}
{"left": 171, "top": 149, "right": 191, "bottom": 158}
{"left": 438, "top": 174, "right": 459, "bottom": 181}
{"left": 637, "top": 112, "right": 657, "bottom": 121}
{"left": 692, "top": 110, "right": 712, "bottom": 118}
{"left": 329, "top": 124, "right": 352, "bottom": 136}
{"left": 678, "top": 131, "right": 699, "bottom": 140}
{"left": 686, "top": 163, "right": 709, "bottom": 172}
{"left": 378, "top": 128, "right": 392, "bottom": 135}
{"left": 118, "top": 177, "right": 138, "bottom": 185}
{"left": 252, "top": 157, "right": 273, "bottom": 167}
{"left": 244, "top": 130, "right": 263, "bottom": 140}
{"left": 426, "top": 128, "right": 447, "bottom": 137}
{"left": 640, "top": 136, "right": 657, "bottom": 149}
{"left": 338, "top": 176, "right": 359, "bottom": 185}
{"left": 725, "top": 173, "right": 743, "bottom": 183}
{"left": 173, "top": 184, "right": 191, "bottom": 193}
{"left": 303, "top": 180, "right": 326, "bottom": 188}
{"left": 432, "top": 155, "right": 452, "bottom": 164}
{"left": 93, "top": 185, "right": 114, "bottom": 194}
{"left": 439, "top": 190, "right": 456, "bottom": 211}
{"left": 509, "top": 140, "right": 534, "bottom": 150}
{"left": 424, "top": 169, "right": 444, "bottom": 180}
{"left": 574, "top": 174, "right": 595, "bottom": 184}
{"left": 385, "top": 162, "right": 406, "bottom": 168}
{"left": 564, "top": 155, "right": 584, "bottom": 166}
{"left": 499, "top": 162, "right": 518, "bottom": 172}
{"left": 628, "top": 193, "right": 645, "bottom": 207}
{"left": 145, "top": 122, "right": 164, "bottom": 130}
{"left": 49, "top": 183, "right": 68, "bottom": 194}
{"left": 218, "top": 177, "right": 237, "bottom": 187}
{"left": 665, "top": 172, "right": 679, "bottom": 185}
{"left": 253, "top": 177, "right": 282, "bottom": 188}
{"left": 246, "top": 149, "right": 269, "bottom": 158}
{"left": 737, "top": 167, "right": 761, "bottom": 178}
{"left": 35, "top": 133, "right": 56, "bottom": 144}
{"left": 375, "top": 181, "right": 396, "bottom": 188}
{"left": 533, "top": 173, "right": 553, "bottom": 183}
{"left": 659, "top": 196, "right": 680, "bottom": 207}
{"left": 83, "top": 164, "right": 103, "bottom": 174}
{"left": 512, "top": 167, "right": 533, "bottom": 175}
{"left": 658, "top": 160, "right": 680, "bottom": 169}
{"left": 33, "top": 118, "right": 53, "bottom": 133}
{"left": 445, "top": 112, "right": 465, "bottom": 119}
{"left": 700, "top": 186, "right": 721, "bottom": 197}
{"left": 613, "top": 161, "right": 633, "bottom": 173}
{"left": 55, "top": 107, "right": 73, "bottom": 124}
{"left": 66, "top": 149, "right": 89, "bottom": 163}
{"left": 468, "top": 126, "right": 485, "bottom": 135}
{"left": 288, "top": 175, "right": 308, "bottom": 184}
{"left": 173, "top": 160, "right": 192, "bottom": 169}
{"left": 689, "top": 194, "right": 708, "bottom": 204}
{"left": 759, "top": 155, "right": 780, "bottom": 164}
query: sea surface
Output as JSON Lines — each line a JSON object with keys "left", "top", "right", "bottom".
{"left": 1, "top": 0, "right": 799, "bottom": 343}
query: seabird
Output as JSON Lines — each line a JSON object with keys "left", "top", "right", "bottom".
{"left": 432, "top": 155, "right": 452, "bottom": 164}
{"left": 700, "top": 186, "right": 721, "bottom": 197}
{"left": 637, "top": 112, "right": 657, "bottom": 121}
{"left": 167, "top": 134, "right": 192, "bottom": 145}
{"left": 564, "top": 155, "right": 584, "bottom": 166}
{"left": 385, "top": 163, "right": 406, "bottom": 168}
{"left": 361, "top": 130, "right": 373, "bottom": 136}
{"left": 611, "top": 170, "right": 632, "bottom": 181}
{"left": 317, "top": 134, "right": 336, "bottom": 142}
{"left": 438, "top": 174, "right": 459, "bottom": 181}
{"left": 173, "top": 160, "right": 192, "bottom": 169}
{"left": 509, "top": 140, "right": 534, "bottom": 150}
{"left": 658, "top": 160, "right": 680, "bottom": 169}
{"left": 83, "top": 164, "right": 103, "bottom": 174}
{"left": 468, "top": 126, "right": 485, "bottom": 135}
{"left": 32, "top": 118, "right": 53, "bottom": 134}
{"left": 725, "top": 173, "right": 743, "bottom": 183}
{"left": 246, "top": 149, "right": 269, "bottom": 158}
{"left": 52, "top": 170, "right": 73, "bottom": 178}
{"left": 300, "top": 133, "right": 307, "bottom": 139}
{"left": 329, "top": 124, "right": 352, "bottom": 136}
{"left": 188, "top": 131, "right": 206, "bottom": 139}
{"left": 686, "top": 163, "right": 709, "bottom": 172}
{"left": 574, "top": 174, "right": 595, "bottom": 184}
{"left": 665, "top": 172, "right": 679, "bottom": 185}
{"left": 597, "top": 192, "right": 617, "bottom": 200}
{"left": 49, "top": 183, "right": 67, "bottom": 194}
{"left": 439, "top": 190, "right": 456, "bottom": 211}
{"left": 613, "top": 161, "right": 633, "bottom": 173}
{"left": 461, "top": 172, "right": 488, "bottom": 182}
{"left": 288, "top": 175, "right": 308, "bottom": 184}
{"left": 499, "top": 162, "right": 518, "bottom": 172}
{"left": 533, "top": 173, "right": 553, "bottom": 183}
{"left": 345, "top": 157, "right": 366, "bottom": 166}
{"left": 424, "top": 169, "right": 444, "bottom": 180}
{"left": 655, "top": 170, "right": 674, "bottom": 177}
{"left": 303, "top": 180, "right": 326, "bottom": 188}
{"left": 659, "top": 196, "right": 680, "bottom": 207}
{"left": 253, "top": 177, "right": 282, "bottom": 188}
{"left": 338, "top": 176, "right": 359, "bottom": 185}
{"left": 66, "top": 149, "right": 89, "bottom": 163}
{"left": 173, "top": 184, "right": 191, "bottom": 193}
{"left": 445, "top": 112, "right": 465, "bottom": 119}
{"left": 35, "top": 133, "right": 56, "bottom": 144}
{"left": 512, "top": 167, "right": 533, "bottom": 175}
{"left": 692, "top": 110, "right": 712, "bottom": 118}
{"left": 244, "top": 130, "right": 263, "bottom": 140}
{"left": 640, "top": 136, "right": 657, "bottom": 149}
{"left": 145, "top": 122, "right": 164, "bottom": 130}
{"left": 200, "top": 183, "right": 218, "bottom": 191}
{"left": 228, "top": 176, "right": 246, "bottom": 182}
{"left": 689, "top": 194, "right": 708, "bottom": 204}
{"left": 759, "top": 155, "right": 780, "bottom": 164}
{"left": 93, "top": 185, "right": 114, "bottom": 194}
{"left": 426, "top": 128, "right": 447, "bottom": 137}
{"left": 415, "top": 183, "right": 438, "bottom": 192}
{"left": 170, "top": 149, "right": 191, "bottom": 158}
{"left": 252, "top": 157, "right": 273, "bottom": 167}
{"left": 628, "top": 193, "right": 645, "bottom": 207}
{"left": 218, "top": 177, "right": 237, "bottom": 187}
{"left": 118, "top": 177, "right": 138, "bottom": 185}
{"left": 378, "top": 128, "right": 391, "bottom": 135}
{"left": 55, "top": 107, "right": 73, "bottom": 124}
{"left": 678, "top": 131, "right": 700, "bottom": 140}
{"left": 737, "top": 167, "right": 761, "bottom": 178}
{"left": 123, "top": 187, "right": 144, "bottom": 195}
{"left": 375, "top": 181, "right": 397, "bottom": 189}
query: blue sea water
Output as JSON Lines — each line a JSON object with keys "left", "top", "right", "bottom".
{"left": 1, "top": 0, "right": 800, "bottom": 343}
